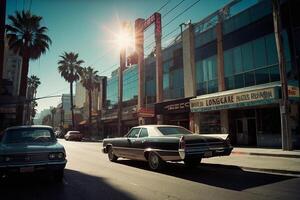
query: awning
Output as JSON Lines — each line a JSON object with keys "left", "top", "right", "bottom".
{"left": 190, "top": 82, "right": 281, "bottom": 112}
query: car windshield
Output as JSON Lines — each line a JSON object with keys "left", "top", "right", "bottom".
{"left": 157, "top": 127, "right": 192, "bottom": 136}
{"left": 2, "top": 128, "right": 55, "bottom": 144}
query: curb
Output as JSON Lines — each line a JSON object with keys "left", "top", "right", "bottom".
{"left": 232, "top": 151, "right": 300, "bottom": 159}
{"left": 201, "top": 163, "right": 300, "bottom": 176}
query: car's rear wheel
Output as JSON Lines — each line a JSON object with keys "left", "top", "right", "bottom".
{"left": 53, "top": 169, "right": 64, "bottom": 182}
{"left": 184, "top": 158, "right": 201, "bottom": 168}
{"left": 148, "top": 152, "right": 164, "bottom": 171}
{"left": 108, "top": 146, "right": 118, "bottom": 162}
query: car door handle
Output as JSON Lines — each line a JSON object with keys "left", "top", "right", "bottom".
{"left": 142, "top": 140, "right": 146, "bottom": 143}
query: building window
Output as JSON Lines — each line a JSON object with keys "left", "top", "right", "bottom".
{"left": 223, "top": 31, "right": 291, "bottom": 90}
{"left": 196, "top": 55, "right": 218, "bottom": 95}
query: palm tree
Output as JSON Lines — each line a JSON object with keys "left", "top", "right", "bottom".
{"left": 51, "top": 107, "right": 56, "bottom": 128}
{"left": 58, "top": 52, "right": 84, "bottom": 129}
{"left": 27, "top": 75, "right": 41, "bottom": 124}
{"left": 80, "top": 66, "right": 99, "bottom": 125}
{"left": 28, "top": 75, "right": 41, "bottom": 98}
{"left": 6, "top": 11, "right": 51, "bottom": 124}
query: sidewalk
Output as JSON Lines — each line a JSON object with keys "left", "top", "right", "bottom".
{"left": 203, "top": 147, "right": 300, "bottom": 176}
{"left": 232, "top": 147, "right": 300, "bottom": 158}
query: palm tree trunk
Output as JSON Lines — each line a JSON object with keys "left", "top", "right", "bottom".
{"left": 16, "top": 50, "right": 30, "bottom": 125}
{"left": 70, "top": 81, "right": 75, "bottom": 129}
{"left": 88, "top": 89, "right": 92, "bottom": 125}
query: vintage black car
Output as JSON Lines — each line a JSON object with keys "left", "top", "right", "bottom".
{"left": 102, "top": 125, "right": 233, "bottom": 170}
{"left": 0, "top": 125, "right": 67, "bottom": 181}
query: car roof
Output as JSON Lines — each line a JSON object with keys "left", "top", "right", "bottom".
{"left": 5, "top": 125, "right": 53, "bottom": 131}
{"left": 135, "top": 125, "right": 181, "bottom": 129}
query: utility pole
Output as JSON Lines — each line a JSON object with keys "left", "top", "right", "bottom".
{"left": 272, "top": 0, "right": 292, "bottom": 150}
{"left": 0, "top": 0, "right": 6, "bottom": 93}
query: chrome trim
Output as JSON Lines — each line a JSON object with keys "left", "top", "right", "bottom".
{"left": 0, "top": 160, "right": 67, "bottom": 168}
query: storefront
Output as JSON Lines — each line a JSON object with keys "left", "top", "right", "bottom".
{"left": 190, "top": 82, "right": 300, "bottom": 148}
{"left": 155, "top": 97, "right": 192, "bottom": 130}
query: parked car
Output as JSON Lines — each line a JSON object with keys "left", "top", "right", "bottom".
{"left": 55, "top": 130, "right": 64, "bottom": 138}
{"left": 0, "top": 125, "right": 67, "bottom": 181}
{"left": 102, "top": 125, "right": 233, "bottom": 170}
{"left": 64, "top": 131, "right": 84, "bottom": 141}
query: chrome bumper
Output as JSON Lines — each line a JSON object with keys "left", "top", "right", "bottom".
{"left": 0, "top": 160, "right": 67, "bottom": 173}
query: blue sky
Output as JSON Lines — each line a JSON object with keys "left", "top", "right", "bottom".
{"left": 6, "top": 0, "right": 257, "bottom": 113}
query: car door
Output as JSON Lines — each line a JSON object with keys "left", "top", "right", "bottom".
{"left": 132, "top": 128, "right": 149, "bottom": 160}
{"left": 123, "top": 128, "right": 141, "bottom": 159}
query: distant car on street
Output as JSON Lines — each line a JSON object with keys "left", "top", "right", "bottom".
{"left": 102, "top": 125, "right": 233, "bottom": 170}
{"left": 0, "top": 125, "right": 67, "bottom": 181}
{"left": 64, "top": 131, "right": 84, "bottom": 141}
{"left": 55, "top": 130, "right": 65, "bottom": 138}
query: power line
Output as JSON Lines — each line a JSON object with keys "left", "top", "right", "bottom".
{"left": 162, "top": 0, "right": 185, "bottom": 18}
{"left": 144, "top": 0, "right": 186, "bottom": 43}
{"left": 157, "top": 0, "right": 171, "bottom": 12}
{"left": 164, "top": 0, "right": 201, "bottom": 28}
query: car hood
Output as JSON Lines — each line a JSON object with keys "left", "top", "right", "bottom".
{"left": 0, "top": 142, "right": 65, "bottom": 155}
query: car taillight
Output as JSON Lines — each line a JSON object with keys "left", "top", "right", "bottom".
{"left": 179, "top": 136, "right": 185, "bottom": 150}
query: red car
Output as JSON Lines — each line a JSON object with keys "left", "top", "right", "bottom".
{"left": 64, "top": 131, "right": 84, "bottom": 141}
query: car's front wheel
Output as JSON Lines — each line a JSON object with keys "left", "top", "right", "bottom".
{"left": 53, "top": 169, "right": 64, "bottom": 182}
{"left": 148, "top": 152, "right": 164, "bottom": 171}
{"left": 184, "top": 158, "right": 202, "bottom": 168}
{"left": 108, "top": 146, "right": 118, "bottom": 162}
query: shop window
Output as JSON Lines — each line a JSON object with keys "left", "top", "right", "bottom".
{"left": 199, "top": 112, "right": 221, "bottom": 134}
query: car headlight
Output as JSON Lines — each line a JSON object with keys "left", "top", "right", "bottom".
{"left": 48, "top": 152, "right": 65, "bottom": 160}
{"left": 57, "top": 152, "right": 65, "bottom": 159}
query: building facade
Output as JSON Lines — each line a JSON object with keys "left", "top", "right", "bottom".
{"left": 100, "top": 0, "right": 300, "bottom": 148}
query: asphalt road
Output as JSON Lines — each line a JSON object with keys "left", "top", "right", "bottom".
{"left": 1, "top": 139, "right": 300, "bottom": 200}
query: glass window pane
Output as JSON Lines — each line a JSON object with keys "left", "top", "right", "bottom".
{"left": 234, "top": 74, "right": 244, "bottom": 89}
{"left": 241, "top": 42, "right": 254, "bottom": 71}
{"left": 255, "top": 68, "right": 270, "bottom": 84}
{"left": 139, "top": 128, "right": 148, "bottom": 138}
{"left": 253, "top": 37, "right": 267, "bottom": 67}
{"left": 269, "top": 65, "right": 280, "bottom": 82}
{"left": 225, "top": 76, "right": 235, "bottom": 90}
{"left": 224, "top": 49, "right": 234, "bottom": 76}
{"left": 197, "top": 82, "right": 207, "bottom": 95}
{"left": 265, "top": 34, "right": 278, "bottom": 65}
{"left": 245, "top": 72, "right": 255, "bottom": 87}
{"left": 202, "top": 60, "right": 208, "bottom": 81}
{"left": 233, "top": 46, "right": 243, "bottom": 73}
{"left": 208, "top": 80, "right": 218, "bottom": 93}
{"left": 282, "top": 30, "right": 291, "bottom": 62}
{"left": 195, "top": 61, "right": 203, "bottom": 83}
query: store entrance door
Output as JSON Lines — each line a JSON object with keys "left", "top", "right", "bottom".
{"left": 236, "top": 118, "right": 257, "bottom": 146}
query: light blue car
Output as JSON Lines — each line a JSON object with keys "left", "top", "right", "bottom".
{"left": 0, "top": 125, "right": 67, "bottom": 181}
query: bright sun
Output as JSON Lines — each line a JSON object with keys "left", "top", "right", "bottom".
{"left": 115, "top": 30, "right": 133, "bottom": 49}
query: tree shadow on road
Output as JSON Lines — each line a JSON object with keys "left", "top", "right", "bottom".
{"left": 115, "top": 159, "right": 296, "bottom": 191}
{"left": 0, "top": 169, "right": 135, "bottom": 200}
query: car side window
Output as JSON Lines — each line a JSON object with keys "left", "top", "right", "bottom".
{"left": 139, "top": 128, "right": 148, "bottom": 138}
{"left": 127, "top": 128, "right": 140, "bottom": 138}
